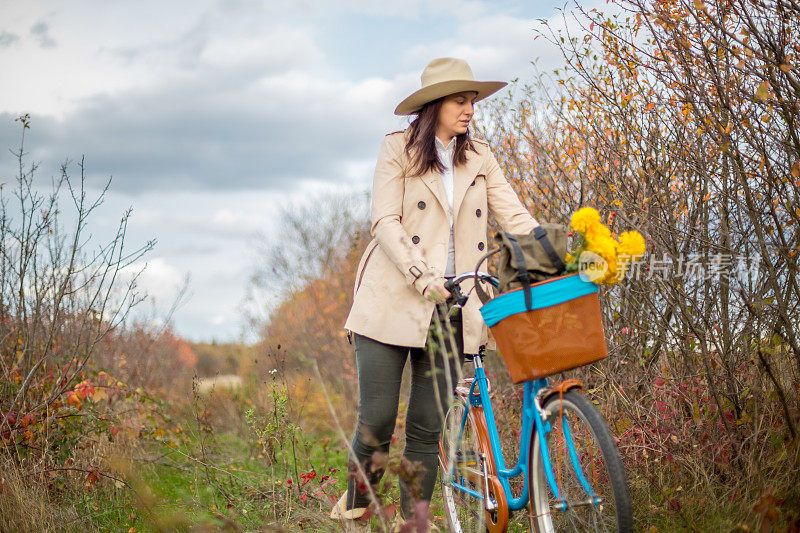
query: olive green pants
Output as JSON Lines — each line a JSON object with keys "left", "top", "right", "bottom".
{"left": 346, "top": 304, "right": 465, "bottom": 518}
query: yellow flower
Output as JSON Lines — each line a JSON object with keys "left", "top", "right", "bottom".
{"left": 570, "top": 207, "right": 601, "bottom": 233}
{"left": 576, "top": 250, "right": 607, "bottom": 282}
{"left": 588, "top": 234, "right": 618, "bottom": 262}
{"left": 603, "top": 255, "right": 627, "bottom": 283}
{"left": 585, "top": 223, "right": 612, "bottom": 247}
{"left": 581, "top": 232, "right": 620, "bottom": 284}
{"left": 618, "top": 231, "right": 646, "bottom": 258}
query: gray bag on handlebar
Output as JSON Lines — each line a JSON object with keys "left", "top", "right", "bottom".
{"left": 474, "top": 223, "right": 568, "bottom": 308}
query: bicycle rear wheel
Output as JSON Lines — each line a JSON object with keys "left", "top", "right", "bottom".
{"left": 528, "top": 390, "right": 633, "bottom": 532}
{"left": 439, "top": 399, "right": 488, "bottom": 533}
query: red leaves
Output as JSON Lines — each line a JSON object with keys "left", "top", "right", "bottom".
{"left": 74, "top": 379, "right": 96, "bottom": 400}
{"left": 19, "top": 412, "right": 38, "bottom": 428}
{"left": 371, "top": 450, "right": 390, "bottom": 471}
{"left": 1, "top": 411, "right": 17, "bottom": 427}
{"left": 84, "top": 467, "right": 100, "bottom": 491}
{"left": 397, "top": 501, "right": 432, "bottom": 532}
{"left": 378, "top": 503, "right": 397, "bottom": 521}
{"left": 753, "top": 492, "right": 786, "bottom": 532}
{"left": 299, "top": 471, "right": 317, "bottom": 486}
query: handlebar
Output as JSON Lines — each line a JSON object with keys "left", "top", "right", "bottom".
{"left": 444, "top": 271, "right": 499, "bottom": 292}
{"left": 443, "top": 271, "right": 499, "bottom": 310}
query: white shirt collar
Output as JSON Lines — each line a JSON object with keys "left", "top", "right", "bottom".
{"left": 435, "top": 135, "right": 456, "bottom": 152}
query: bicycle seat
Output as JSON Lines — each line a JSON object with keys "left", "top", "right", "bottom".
{"left": 455, "top": 377, "right": 492, "bottom": 398}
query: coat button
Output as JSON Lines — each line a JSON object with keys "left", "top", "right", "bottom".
{"left": 478, "top": 241, "right": 485, "bottom": 251}
{"left": 412, "top": 235, "right": 420, "bottom": 244}
{"left": 417, "top": 201, "right": 426, "bottom": 210}
{"left": 475, "top": 208, "right": 482, "bottom": 217}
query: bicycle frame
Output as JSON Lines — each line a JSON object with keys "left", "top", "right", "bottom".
{"left": 446, "top": 354, "right": 599, "bottom": 513}
{"left": 442, "top": 270, "right": 600, "bottom": 517}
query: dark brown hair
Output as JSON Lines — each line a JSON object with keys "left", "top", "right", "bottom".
{"left": 403, "top": 96, "right": 478, "bottom": 177}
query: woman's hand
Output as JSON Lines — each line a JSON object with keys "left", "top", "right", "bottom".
{"left": 423, "top": 277, "right": 451, "bottom": 304}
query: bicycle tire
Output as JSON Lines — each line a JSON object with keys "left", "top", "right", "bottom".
{"left": 528, "top": 390, "right": 633, "bottom": 532}
{"left": 439, "top": 399, "right": 490, "bottom": 533}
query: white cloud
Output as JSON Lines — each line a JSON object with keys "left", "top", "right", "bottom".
{"left": 210, "top": 314, "right": 228, "bottom": 326}
{"left": 0, "top": 0, "right": 581, "bottom": 341}
{"left": 342, "top": 77, "right": 393, "bottom": 106}
{"left": 128, "top": 257, "right": 184, "bottom": 302}
{"left": 199, "top": 26, "right": 322, "bottom": 70}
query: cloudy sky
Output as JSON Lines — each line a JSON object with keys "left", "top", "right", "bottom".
{"left": 0, "top": 0, "right": 585, "bottom": 342}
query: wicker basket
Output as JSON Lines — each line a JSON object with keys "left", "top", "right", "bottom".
{"left": 479, "top": 273, "right": 608, "bottom": 384}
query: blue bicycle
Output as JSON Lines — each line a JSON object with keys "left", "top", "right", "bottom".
{"left": 438, "top": 272, "right": 633, "bottom": 532}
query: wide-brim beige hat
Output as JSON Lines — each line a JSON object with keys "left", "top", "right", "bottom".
{"left": 394, "top": 57, "right": 507, "bottom": 116}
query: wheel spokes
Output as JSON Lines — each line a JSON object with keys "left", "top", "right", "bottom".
{"left": 440, "top": 401, "right": 488, "bottom": 533}
{"left": 531, "top": 395, "right": 625, "bottom": 532}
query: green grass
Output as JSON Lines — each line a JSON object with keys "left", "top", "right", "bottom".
{"left": 65, "top": 418, "right": 362, "bottom": 531}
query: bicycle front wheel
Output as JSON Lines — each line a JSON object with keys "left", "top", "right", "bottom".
{"left": 439, "top": 398, "right": 489, "bottom": 533}
{"left": 528, "top": 390, "right": 633, "bottom": 532}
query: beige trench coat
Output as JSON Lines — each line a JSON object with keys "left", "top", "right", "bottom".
{"left": 344, "top": 129, "right": 537, "bottom": 354}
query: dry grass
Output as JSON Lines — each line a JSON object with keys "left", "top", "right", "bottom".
{"left": 0, "top": 457, "right": 80, "bottom": 532}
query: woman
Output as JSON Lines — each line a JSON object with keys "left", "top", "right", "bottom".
{"left": 332, "top": 57, "right": 540, "bottom": 522}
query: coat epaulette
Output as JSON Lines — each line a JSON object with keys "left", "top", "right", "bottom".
{"left": 385, "top": 129, "right": 406, "bottom": 136}
{"left": 471, "top": 137, "right": 489, "bottom": 146}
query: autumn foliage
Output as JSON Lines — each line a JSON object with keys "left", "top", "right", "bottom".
{"left": 0, "top": 120, "right": 203, "bottom": 529}
{"left": 255, "top": 0, "right": 800, "bottom": 528}
{"left": 474, "top": 0, "right": 800, "bottom": 527}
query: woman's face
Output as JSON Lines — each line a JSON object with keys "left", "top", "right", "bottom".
{"left": 437, "top": 91, "right": 478, "bottom": 138}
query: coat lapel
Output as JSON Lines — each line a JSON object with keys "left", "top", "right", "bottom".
{"left": 420, "top": 170, "right": 450, "bottom": 216}
{"left": 453, "top": 148, "right": 483, "bottom": 221}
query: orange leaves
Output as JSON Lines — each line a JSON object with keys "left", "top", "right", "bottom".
{"left": 67, "top": 392, "right": 82, "bottom": 409}
{"left": 755, "top": 81, "right": 771, "bottom": 101}
{"left": 74, "top": 379, "right": 96, "bottom": 400}
{"left": 19, "top": 412, "right": 37, "bottom": 428}
{"left": 176, "top": 339, "right": 198, "bottom": 368}
{"left": 621, "top": 93, "right": 634, "bottom": 108}
{"left": 791, "top": 161, "right": 800, "bottom": 178}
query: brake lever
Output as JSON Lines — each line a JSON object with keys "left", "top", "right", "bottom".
{"left": 444, "top": 280, "right": 469, "bottom": 314}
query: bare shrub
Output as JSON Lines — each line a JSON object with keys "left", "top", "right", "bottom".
{"left": 0, "top": 116, "right": 164, "bottom": 528}
{"left": 473, "top": 0, "right": 799, "bottom": 526}
{"left": 248, "top": 191, "right": 369, "bottom": 392}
